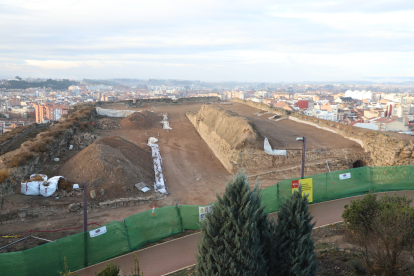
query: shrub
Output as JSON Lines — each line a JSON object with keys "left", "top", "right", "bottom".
{"left": 0, "top": 169, "right": 11, "bottom": 183}
{"left": 196, "top": 170, "right": 270, "bottom": 276}
{"left": 272, "top": 184, "right": 317, "bottom": 276}
{"left": 60, "top": 257, "right": 78, "bottom": 276}
{"left": 343, "top": 193, "right": 414, "bottom": 276}
{"left": 9, "top": 151, "right": 34, "bottom": 167}
{"left": 95, "top": 262, "right": 120, "bottom": 276}
{"left": 123, "top": 253, "right": 143, "bottom": 276}
{"left": 29, "top": 141, "right": 48, "bottom": 152}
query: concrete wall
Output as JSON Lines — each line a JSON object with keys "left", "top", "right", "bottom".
{"left": 232, "top": 98, "right": 414, "bottom": 167}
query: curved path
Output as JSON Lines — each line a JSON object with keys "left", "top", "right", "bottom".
{"left": 76, "top": 190, "right": 414, "bottom": 276}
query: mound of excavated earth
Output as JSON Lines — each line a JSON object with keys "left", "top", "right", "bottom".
{"left": 58, "top": 136, "right": 154, "bottom": 199}
{"left": 119, "top": 111, "right": 161, "bottom": 130}
{"left": 187, "top": 105, "right": 271, "bottom": 173}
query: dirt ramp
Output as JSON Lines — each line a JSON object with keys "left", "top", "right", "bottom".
{"left": 58, "top": 136, "right": 154, "bottom": 199}
{"left": 187, "top": 105, "right": 272, "bottom": 173}
{"left": 120, "top": 111, "right": 161, "bottom": 130}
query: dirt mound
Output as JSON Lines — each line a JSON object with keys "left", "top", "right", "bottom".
{"left": 58, "top": 136, "right": 154, "bottom": 199}
{"left": 119, "top": 111, "right": 161, "bottom": 130}
{"left": 187, "top": 105, "right": 263, "bottom": 150}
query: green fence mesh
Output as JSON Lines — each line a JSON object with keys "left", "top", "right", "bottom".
{"left": 260, "top": 185, "right": 278, "bottom": 213}
{"left": 3, "top": 165, "right": 414, "bottom": 276}
{"left": 125, "top": 205, "right": 182, "bottom": 250}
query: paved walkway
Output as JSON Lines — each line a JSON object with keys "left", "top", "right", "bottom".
{"left": 76, "top": 191, "right": 414, "bottom": 276}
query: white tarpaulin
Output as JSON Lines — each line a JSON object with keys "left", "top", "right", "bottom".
{"left": 40, "top": 176, "right": 63, "bottom": 197}
{"left": 264, "top": 138, "right": 287, "bottom": 156}
{"left": 21, "top": 181, "right": 41, "bottom": 196}
{"left": 96, "top": 107, "right": 137, "bottom": 117}
{"left": 148, "top": 137, "right": 168, "bottom": 194}
{"left": 339, "top": 172, "right": 351, "bottom": 180}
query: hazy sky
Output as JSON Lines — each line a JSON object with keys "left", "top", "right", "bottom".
{"left": 1, "top": 0, "right": 413, "bottom": 82}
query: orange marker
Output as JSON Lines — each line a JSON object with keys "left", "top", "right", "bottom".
{"left": 151, "top": 205, "right": 155, "bottom": 217}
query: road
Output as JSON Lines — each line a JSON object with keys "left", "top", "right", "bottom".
{"left": 76, "top": 190, "right": 414, "bottom": 276}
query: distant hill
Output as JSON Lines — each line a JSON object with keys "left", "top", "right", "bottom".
{"left": 82, "top": 79, "right": 120, "bottom": 86}
{"left": 0, "top": 79, "right": 79, "bottom": 90}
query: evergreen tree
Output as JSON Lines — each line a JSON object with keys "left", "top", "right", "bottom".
{"left": 196, "top": 171, "right": 270, "bottom": 276}
{"left": 272, "top": 185, "right": 317, "bottom": 276}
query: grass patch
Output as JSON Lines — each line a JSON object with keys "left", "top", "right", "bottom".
{"left": 0, "top": 169, "right": 11, "bottom": 183}
{"left": 29, "top": 141, "right": 48, "bottom": 152}
{"left": 9, "top": 151, "right": 34, "bottom": 167}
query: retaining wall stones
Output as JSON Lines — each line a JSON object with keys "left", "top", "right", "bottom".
{"left": 232, "top": 99, "right": 414, "bottom": 167}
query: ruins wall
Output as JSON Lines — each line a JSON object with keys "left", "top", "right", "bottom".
{"left": 232, "top": 99, "right": 414, "bottom": 167}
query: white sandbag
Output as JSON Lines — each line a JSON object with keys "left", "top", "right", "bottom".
{"left": 30, "top": 174, "right": 48, "bottom": 181}
{"left": 21, "top": 181, "right": 41, "bottom": 196}
{"left": 264, "top": 137, "right": 287, "bottom": 156}
{"left": 40, "top": 176, "right": 63, "bottom": 197}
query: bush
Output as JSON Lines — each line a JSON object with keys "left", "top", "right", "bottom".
{"left": 9, "top": 151, "right": 34, "bottom": 167}
{"left": 196, "top": 171, "right": 270, "bottom": 276}
{"left": 60, "top": 257, "right": 78, "bottom": 276}
{"left": 123, "top": 253, "right": 143, "bottom": 276}
{"left": 343, "top": 193, "right": 414, "bottom": 275}
{"left": 272, "top": 184, "right": 317, "bottom": 276}
{"left": 29, "top": 141, "right": 48, "bottom": 152}
{"left": 95, "top": 262, "right": 120, "bottom": 276}
{"left": 0, "top": 169, "right": 11, "bottom": 183}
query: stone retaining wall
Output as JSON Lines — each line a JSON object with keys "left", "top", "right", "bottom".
{"left": 232, "top": 99, "right": 414, "bottom": 167}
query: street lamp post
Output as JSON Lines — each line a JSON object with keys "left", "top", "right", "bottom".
{"left": 296, "top": 136, "right": 306, "bottom": 179}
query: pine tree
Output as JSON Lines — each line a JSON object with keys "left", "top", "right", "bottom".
{"left": 272, "top": 185, "right": 317, "bottom": 276}
{"left": 196, "top": 171, "right": 270, "bottom": 276}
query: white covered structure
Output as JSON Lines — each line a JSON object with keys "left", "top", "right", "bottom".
{"left": 345, "top": 90, "right": 372, "bottom": 101}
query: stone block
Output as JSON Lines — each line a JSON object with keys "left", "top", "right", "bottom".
{"left": 115, "top": 199, "right": 124, "bottom": 206}
{"left": 99, "top": 202, "right": 109, "bottom": 209}
{"left": 120, "top": 198, "right": 130, "bottom": 206}
{"left": 68, "top": 203, "right": 80, "bottom": 212}
{"left": 129, "top": 198, "right": 139, "bottom": 205}
{"left": 109, "top": 200, "right": 117, "bottom": 209}
{"left": 0, "top": 212, "right": 11, "bottom": 222}
{"left": 18, "top": 209, "right": 27, "bottom": 218}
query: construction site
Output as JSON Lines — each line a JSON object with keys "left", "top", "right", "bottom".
{"left": 2, "top": 97, "right": 414, "bottom": 275}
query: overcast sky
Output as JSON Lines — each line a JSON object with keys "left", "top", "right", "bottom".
{"left": 1, "top": 0, "right": 413, "bottom": 82}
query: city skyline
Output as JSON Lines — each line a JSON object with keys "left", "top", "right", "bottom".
{"left": 1, "top": 0, "right": 413, "bottom": 82}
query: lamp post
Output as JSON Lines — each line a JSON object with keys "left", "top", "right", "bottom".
{"left": 296, "top": 136, "right": 306, "bottom": 179}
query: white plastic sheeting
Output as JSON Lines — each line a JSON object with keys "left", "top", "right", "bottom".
{"left": 21, "top": 182, "right": 41, "bottom": 196}
{"left": 264, "top": 138, "right": 287, "bottom": 156}
{"left": 96, "top": 107, "right": 137, "bottom": 117}
{"left": 40, "top": 176, "right": 63, "bottom": 197}
{"left": 148, "top": 137, "right": 168, "bottom": 194}
{"left": 161, "top": 114, "right": 172, "bottom": 130}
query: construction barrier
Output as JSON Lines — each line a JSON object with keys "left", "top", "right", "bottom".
{"left": 2, "top": 165, "right": 414, "bottom": 275}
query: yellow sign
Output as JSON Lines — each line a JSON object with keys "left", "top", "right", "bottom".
{"left": 292, "top": 178, "right": 313, "bottom": 202}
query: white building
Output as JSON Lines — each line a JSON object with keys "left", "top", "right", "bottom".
{"left": 345, "top": 90, "right": 372, "bottom": 101}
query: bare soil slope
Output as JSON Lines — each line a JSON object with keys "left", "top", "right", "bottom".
{"left": 187, "top": 105, "right": 264, "bottom": 150}
{"left": 120, "top": 111, "right": 161, "bottom": 130}
{"left": 58, "top": 136, "right": 154, "bottom": 199}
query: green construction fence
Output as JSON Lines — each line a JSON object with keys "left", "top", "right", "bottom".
{"left": 2, "top": 165, "right": 414, "bottom": 275}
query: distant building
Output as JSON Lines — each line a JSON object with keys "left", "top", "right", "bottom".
{"left": 34, "top": 103, "right": 69, "bottom": 123}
